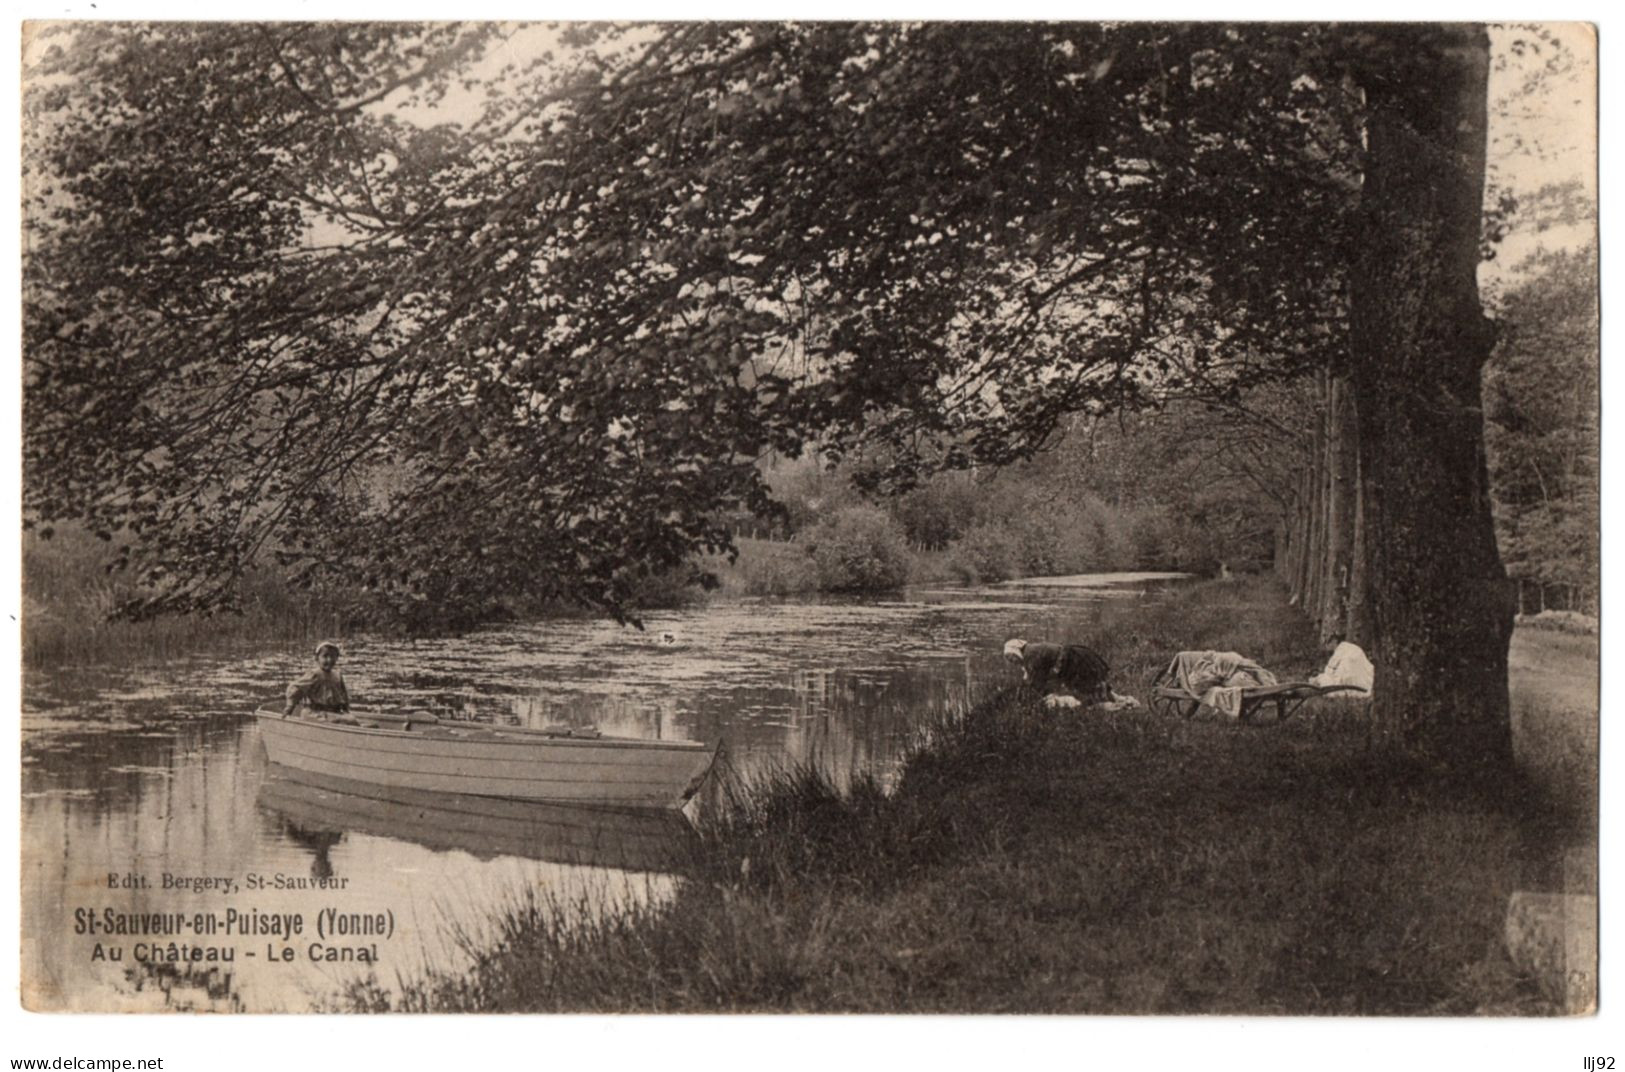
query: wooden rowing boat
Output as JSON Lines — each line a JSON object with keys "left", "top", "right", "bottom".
{"left": 254, "top": 707, "right": 718, "bottom": 810}
{"left": 257, "top": 771, "right": 696, "bottom": 872}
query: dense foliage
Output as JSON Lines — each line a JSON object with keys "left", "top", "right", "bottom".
{"left": 25, "top": 22, "right": 1363, "bottom": 624}
{"left": 1484, "top": 243, "right": 1599, "bottom": 612}
{"left": 802, "top": 505, "right": 912, "bottom": 592}
{"left": 761, "top": 443, "right": 1227, "bottom": 589}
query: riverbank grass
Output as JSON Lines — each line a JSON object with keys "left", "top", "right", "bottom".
{"left": 23, "top": 527, "right": 350, "bottom": 666}
{"left": 347, "top": 582, "right": 1582, "bottom": 1014}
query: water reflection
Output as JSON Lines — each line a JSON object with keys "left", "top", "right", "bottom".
{"left": 22, "top": 578, "right": 1157, "bottom": 1011}
{"left": 275, "top": 817, "right": 344, "bottom": 881}
{"left": 258, "top": 772, "right": 696, "bottom": 873}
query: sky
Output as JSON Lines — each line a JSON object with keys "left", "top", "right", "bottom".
{"left": 1481, "top": 22, "right": 1597, "bottom": 289}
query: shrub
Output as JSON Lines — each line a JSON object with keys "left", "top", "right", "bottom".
{"left": 803, "top": 506, "right": 912, "bottom": 592}
{"left": 1074, "top": 508, "right": 1116, "bottom": 571}
{"left": 1014, "top": 501, "right": 1118, "bottom": 577}
{"left": 1011, "top": 511, "right": 1065, "bottom": 576}
{"left": 894, "top": 474, "right": 982, "bottom": 550}
{"left": 724, "top": 539, "right": 822, "bottom": 596}
{"left": 947, "top": 523, "right": 1019, "bottom": 584}
{"left": 1127, "top": 509, "right": 1178, "bottom": 570}
{"left": 765, "top": 457, "right": 863, "bottom": 538}
{"left": 623, "top": 564, "right": 709, "bottom": 610}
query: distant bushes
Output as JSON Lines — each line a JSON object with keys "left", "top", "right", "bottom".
{"left": 23, "top": 518, "right": 722, "bottom": 666}
{"left": 712, "top": 493, "right": 1196, "bottom": 598}
{"left": 713, "top": 538, "right": 822, "bottom": 597}
{"left": 711, "top": 509, "right": 913, "bottom": 597}
{"left": 946, "top": 523, "right": 1018, "bottom": 584}
{"left": 804, "top": 505, "right": 912, "bottom": 592}
{"left": 710, "top": 464, "right": 1206, "bottom": 598}
{"left": 937, "top": 496, "right": 1180, "bottom": 585}
{"left": 733, "top": 450, "right": 1227, "bottom": 597}
{"left": 618, "top": 564, "right": 712, "bottom": 611}
{"left": 893, "top": 475, "right": 983, "bottom": 550}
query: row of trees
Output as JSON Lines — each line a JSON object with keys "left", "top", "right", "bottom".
{"left": 24, "top": 23, "right": 1567, "bottom": 770}
{"left": 1484, "top": 243, "right": 1599, "bottom": 615}
{"left": 1277, "top": 234, "right": 1597, "bottom": 643}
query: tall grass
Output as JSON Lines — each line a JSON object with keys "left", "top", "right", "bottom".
{"left": 342, "top": 580, "right": 1579, "bottom": 1014}
{"left": 23, "top": 527, "right": 354, "bottom": 667}
{"left": 25, "top": 526, "right": 707, "bottom": 667}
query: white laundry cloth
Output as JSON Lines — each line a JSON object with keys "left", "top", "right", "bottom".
{"left": 1311, "top": 641, "right": 1374, "bottom": 696}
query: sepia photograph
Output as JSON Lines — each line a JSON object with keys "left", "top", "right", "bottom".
{"left": 15, "top": 13, "right": 1600, "bottom": 1033}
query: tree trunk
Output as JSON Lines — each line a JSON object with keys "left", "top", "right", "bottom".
{"left": 1348, "top": 25, "right": 1515, "bottom": 772}
{"left": 1276, "top": 370, "right": 1365, "bottom": 649}
{"left": 1346, "top": 442, "right": 1372, "bottom": 646}
{"left": 1276, "top": 457, "right": 1305, "bottom": 600}
{"left": 1319, "top": 373, "right": 1361, "bottom": 646}
{"left": 1302, "top": 379, "right": 1329, "bottom": 619}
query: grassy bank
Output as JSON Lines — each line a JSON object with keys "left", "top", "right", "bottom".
{"left": 342, "top": 581, "right": 1587, "bottom": 1014}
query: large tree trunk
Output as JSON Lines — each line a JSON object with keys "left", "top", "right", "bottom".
{"left": 1347, "top": 25, "right": 1515, "bottom": 772}
{"left": 1275, "top": 370, "right": 1366, "bottom": 649}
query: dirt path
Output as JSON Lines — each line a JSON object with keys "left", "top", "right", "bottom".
{"left": 1508, "top": 626, "right": 1598, "bottom": 821}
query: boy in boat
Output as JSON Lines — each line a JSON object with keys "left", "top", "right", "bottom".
{"left": 1003, "top": 638, "right": 1111, "bottom": 703}
{"left": 285, "top": 641, "right": 351, "bottom": 717}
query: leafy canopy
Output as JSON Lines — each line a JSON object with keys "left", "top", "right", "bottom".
{"left": 1483, "top": 241, "right": 1598, "bottom": 601}
{"left": 26, "top": 22, "right": 1371, "bottom": 623}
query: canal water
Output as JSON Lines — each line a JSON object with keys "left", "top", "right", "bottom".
{"left": 21, "top": 574, "right": 1178, "bottom": 1011}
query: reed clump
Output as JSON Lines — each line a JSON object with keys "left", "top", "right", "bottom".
{"left": 23, "top": 526, "right": 353, "bottom": 667}
{"left": 23, "top": 525, "right": 704, "bottom": 666}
